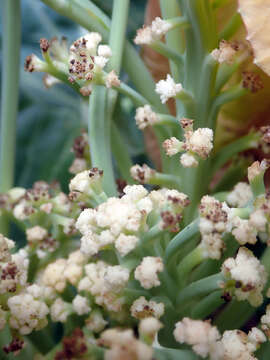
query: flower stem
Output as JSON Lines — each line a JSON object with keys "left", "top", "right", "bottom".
{"left": 88, "top": 85, "right": 117, "bottom": 196}
{"left": 164, "top": 219, "right": 199, "bottom": 266}
{"left": 0, "top": 0, "right": 21, "bottom": 235}
{"left": 191, "top": 290, "right": 224, "bottom": 319}
{"left": 176, "top": 272, "right": 223, "bottom": 309}
{"left": 177, "top": 246, "right": 205, "bottom": 286}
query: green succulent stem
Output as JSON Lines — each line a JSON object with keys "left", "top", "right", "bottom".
{"left": 0, "top": 0, "right": 21, "bottom": 235}
{"left": 88, "top": 85, "right": 117, "bottom": 196}
{"left": 191, "top": 290, "right": 224, "bottom": 319}
{"left": 177, "top": 245, "right": 205, "bottom": 286}
{"left": 176, "top": 272, "right": 224, "bottom": 309}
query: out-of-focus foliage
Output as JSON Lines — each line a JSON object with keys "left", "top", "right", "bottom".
{"left": 0, "top": 0, "right": 146, "bottom": 191}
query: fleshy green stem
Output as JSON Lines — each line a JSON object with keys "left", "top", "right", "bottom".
{"left": 191, "top": 290, "right": 224, "bottom": 319}
{"left": 165, "top": 219, "right": 199, "bottom": 265}
{"left": 0, "top": 0, "right": 21, "bottom": 235}
{"left": 177, "top": 246, "right": 205, "bottom": 286}
{"left": 176, "top": 272, "right": 224, "bottom": 309}
{"left": 88, "top": 85, "right": 117, "bottom": 196}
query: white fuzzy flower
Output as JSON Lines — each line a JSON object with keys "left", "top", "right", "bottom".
{"left": 232, "top": 217, "right": 258, "bottom": 245}
{"left": 8, "top": 287, "right": 49, "bottom": 335}
{"left": 222, "top": 247, "right": 267, "bottom": 306}
{"left": 42, "top": 259, "right": 67, "bottom": 292}
{"left": 63, "top": 250, "right": 88, "bottom": 285}
{"left": 211, "top": 40, "right": 238, "bottom": 64}
{"left": 130, "top": 297, "right": 164, "bottom": 319}
{"left": 249, "top": 209, "right": 267, "bottom": 232}
{"left": 72, "top": 295, "right": 91, "bottom": 315}
{"left": 135, "top": 257, "right": 164, "bottom": 289}
{"left": 50, "top": 298, "right": 71, "bottom": 323}
{"left": 134, "top": 17, "right": 172, "bottom": 45}
{"left": 130, "top": 164, "right": 155, "bottom": 183}
{"left": 163, "top": 137, "right": 183, "bottom": 156}
{"left": 0, "top": 234, "right": 14, "bottom": 262}
{"left": 135, "top": 105, "right": 159, "bottom": 130}
{"left": 26, "top": 226, "right": 48, "bottom": 243}
{"left": 180, "top": 153, "right": 198, "bottom": 168}
{"left": 174, "top": 318, "right": 221, "bottom": 359}
{"left": 187, "top": 128, "right": 213, "bottom": 159}
{"left": 155, "top": 75, "right": 183, "bottom": 103}
{"left": 105, "top": 70, "right": 120, "bottom": 88}
{"left": 220, "top": 330, "right": 258, "bottom": 360}
{"left": 115, "top": 234, "right": 139, "bottom": 256}
{"left": 227, "top": 182, "right": 253, "bottom": 207}
{"left": 94, "top": 55, "right": 109, "bottom": 69}
{"left": 97, "top": 45, "right": 112, "bottom": 58}
{"left": 86, "top": 310, "right": 107, "bottom": 333}
{"left": 139, "top": 317, "right": 163, "bottom": 340}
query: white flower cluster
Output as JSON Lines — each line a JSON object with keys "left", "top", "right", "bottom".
{"left": 199, "top": 195, "right": 230, "bottom": 259}
{"left": 155, "top": 74, "right": 183, "bottom": 104}
{"left": 0, "top": 234, "right": 14, "bottom": 262}
{"left": 41, "top": 250, "right": 89, "bottom": 292}
{"left": 78, "top": 261, "right": 129, "bottom": 312}
{"left": 76, "top": 184, "right": 189, "bottom": 256}
{"left": 8, "top": 284, "right": 49, "bottom": 335}
{"left": 134, "top": 256, "right": 164, "bottom": 289}
{"left": 211, "top": 40, "right": 239, "bottom": 64}
{"left": 135, "top": 105, "right": 159, "bottom": 130}
{"left": 100, "top": 328, "right": 153, "bottom": 360}
{"left": 0, "top": 249, "right": 28, "bottom": 294}
{"left": 130, "top": 296, "right": 164, "bottom": 319}
{"left": 226, "top": 182, "right": 253, "bottom": 208}
{"left": 50, "top": 298, "right": 71, "bottom": 323}
{"left": 222, "top": 247, "right": 267, "bottom": 306}
{"left": 130, "top": 164, "right": 156, "bottom": 183}
{"left": 174, "top": 317, "right": 265, "bottom": 359}
{"left": 134, "top": 17, "right": 172, "bottom": 45}
{"left": 69, "top": 33, "right": 116, "bottom": 95}
{"left": 69, "top": 168, "right": 104, "bottom": 202}
{"left": 163, "top": 118, "right": 213, "bottom": 167}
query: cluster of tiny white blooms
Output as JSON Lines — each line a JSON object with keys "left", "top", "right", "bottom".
{"left": 85, "top": 309, "right": 107, "bottom": 333}
{"left": 72, "top": 295, "right": 91, "bottom": 316}
{"left": 63, "top": 250, "right": 88, "bottom": 286}
{"left": 198, "top": 196, "right": 229, "bottom": 259}
{"left": 68, "top": 33, "right": 112, "bottom": 95}
{"left": 163, "top": 119, "right": 213, "bottom": 168}
{"left": 43, "top": 74, "right": 61, "bottom": 88}
{"left": 0, "top": 249, "right": 29, "bottom": 294}
{"left": 134, "top": 257, "right": 164, "bottom": 289}
{"left": 219, "top": 329, "right": 265, "bottom": 360}
{"left": 0, "top": 234, "right": 14, "bottom": 262}
{"left": 231, "top": 217, "right": 258, "bottom": 245}
{"left": 163, "top": 137, "right": 183, "bottom": 156}
{"left": 130, "top": 164, "right": 156, "bottom": 184}
{"left": 7, "top": 285, "right": 49, "bottom": 335}
{"left": 135, "top": 105, "right": 159, "bottom": 130}
{"left": 76, "top": 185, "right": 151, "bottom": 257}
{"left": 100, "top": 328, "right": 153, "bottom": 360}
{"left": 50, "top": 298, "right": 71, "bottom": 323}
{"left": 115, "top": 234, "right": 139, "bottom": 257}
{"left": 211, "top": 40, "right": 239, "bottom": 64}
{"left": 69, "top": 168, "right": 103, "bottom": 202}
{"left": 226, "top": 182, "right": 253, "bottom": 207}
{"left": 155, "top": 74, "right": 183, "bottom": 104}
{"left": 222, "top": 247, "right": 267, "bottom": 306}
{"left": 149, "top": 188, "right": 190, "bottom": 232}
{"left": 78, "top": 261, "right": 129, "bottom": 312}
{"left": 105, "top": 70, "right": 120, "bottom": 88}
{"left": 139, "top": 317, "right": 163, "bottom": 342}
{"left": 173, "top": 318, "right": 221, "bottom": 359}
{"left": 249, "top": 209, "right": 267, "bottom": 232}
{"left": 26, "top": 225, "right": 48, "bottom": 244}
{"left": 41, "top": 258, "right": 67, "bottom": 292}
{"left": 130, "top": 296, "right": 164, "bottom": 319}
{"left": 134, "top": 17, "right": 172, "bottom": 45}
